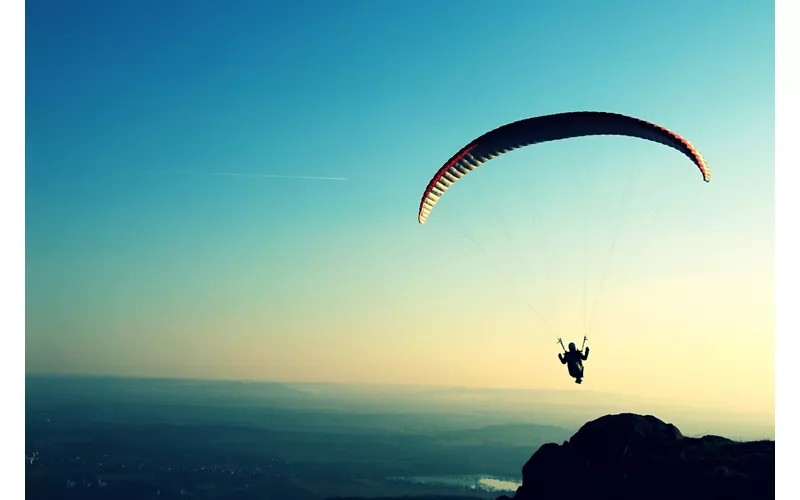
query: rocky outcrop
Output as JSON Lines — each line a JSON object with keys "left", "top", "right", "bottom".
{"left": 497, "top": 413, "right": 774, "bottom": 500}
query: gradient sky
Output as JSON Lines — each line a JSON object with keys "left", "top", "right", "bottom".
{"left": 26, "top": 0, "right": 774, "bottom": 419}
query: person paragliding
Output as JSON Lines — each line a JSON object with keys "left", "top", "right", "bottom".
{"left": 558, "top": 337, "right": 589, "bottom": 384}
{"left": 415, "top": 111, "right": 709, "bottom": 384}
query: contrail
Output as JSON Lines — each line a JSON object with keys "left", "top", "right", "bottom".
{"left": 208, "top": 172, "right": 348, "bottom": 181}
{"left": 139, "top": 168, "right": 348, "bottom": 181}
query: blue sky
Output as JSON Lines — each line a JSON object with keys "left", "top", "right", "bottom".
{"left": 26, "top": 0, "right": 774, "bottom": 415}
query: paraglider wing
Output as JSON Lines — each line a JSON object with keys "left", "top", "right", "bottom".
{"left": 417, "top": 111, "right": 710, "bottom": 224}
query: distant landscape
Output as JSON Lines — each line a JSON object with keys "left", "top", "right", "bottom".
{"left": 24, "top": 375, "right": 774, "bottom": 499}
{"left": 26, "top": 375, "right": 569, "bottom": 499}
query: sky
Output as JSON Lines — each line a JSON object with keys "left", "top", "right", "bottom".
{"left": 25, "top": 0, "right": 774, "bottom": 422}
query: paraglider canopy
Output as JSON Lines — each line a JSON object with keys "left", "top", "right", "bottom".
{"left": 417, "top": 111, "right": 709, "bottom": 224}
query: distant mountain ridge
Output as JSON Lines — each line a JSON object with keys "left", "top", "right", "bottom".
{"left": 434, "top": 423, "right": 573, "bottom": 447}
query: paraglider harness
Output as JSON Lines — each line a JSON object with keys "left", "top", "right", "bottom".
{"left": 557, "top": 336, "right": 588, "bottom": 383}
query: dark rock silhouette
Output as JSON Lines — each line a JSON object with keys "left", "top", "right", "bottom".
{"left": 496, "top": 413, "right": 774, "bottom": 500}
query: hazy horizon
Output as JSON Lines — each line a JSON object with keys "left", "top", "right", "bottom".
{"left": 25, "top": 372, "right": 774, "bottom": 442}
